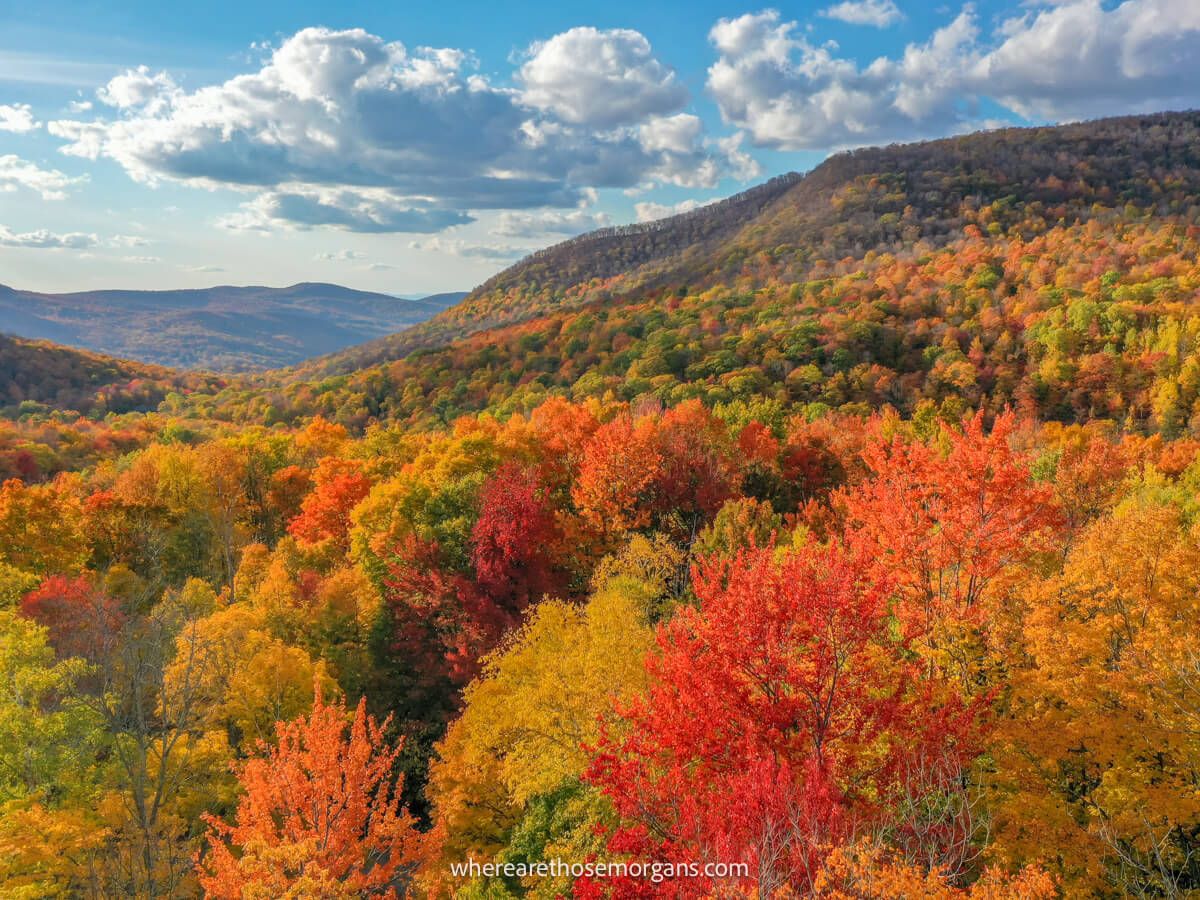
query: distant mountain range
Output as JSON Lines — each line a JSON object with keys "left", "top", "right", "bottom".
{"left": 0, "top": 282, "right": 466, "bottom": 371}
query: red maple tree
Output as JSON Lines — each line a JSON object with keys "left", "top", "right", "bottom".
{"left": 586, "top": 541, "right": 977, "bottom": 897}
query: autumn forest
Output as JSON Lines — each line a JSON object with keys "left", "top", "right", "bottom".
{"left": 5, "top": 111, "right": 1200, "bottom": 898}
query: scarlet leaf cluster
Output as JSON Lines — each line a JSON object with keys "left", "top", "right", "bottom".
{"left": 586, "top": 541, "right": 977, "bottom": 897}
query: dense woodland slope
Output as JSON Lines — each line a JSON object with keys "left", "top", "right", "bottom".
{"left": 0, "top": 333, "right": 216, "bottom": 417}
{"left": 0, "top": 283, "right": 464, "bottom": 371}
{"left": 6, "top": 111, "right": 1200, "bottom": 898}
{"left": 164, "top": 111, "right": 1200, "bottom": 436}
{"left": 297, "top": 110, "right": 1200, "bottom": 379}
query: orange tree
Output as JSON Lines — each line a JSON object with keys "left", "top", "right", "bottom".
{"left": 198, "top": 686, "right": 419, "bottom": 898}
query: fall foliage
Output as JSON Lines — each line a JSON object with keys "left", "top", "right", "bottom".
{"left": 9, "top": 112, "right": 1200, "bottom": 897}
{"left": 198, "top": 686, "right": 419, "bottom": 898}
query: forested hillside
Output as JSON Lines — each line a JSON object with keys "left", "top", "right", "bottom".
{"left": 0, "top": 333, "right": 215, "bottom": 417}
{"left": 298, "top": 110, "right": 1200, "bottom": 379}
{"left": 185, "top": 219, "right": 1200, "bottom": 434}
{"left": 5, "top": 112, "right": 1200, "bottom": 898}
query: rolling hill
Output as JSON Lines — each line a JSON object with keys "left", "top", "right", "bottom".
{"left": 0, "top": 282, "right": 465, "bottom": 371}
{"left": 295, "top": 110, "right": 1200, "bottom": 380}
{"left": 0, "top": 332, "right": 217, "bottom": 417}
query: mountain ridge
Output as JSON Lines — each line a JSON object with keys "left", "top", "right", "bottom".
{"left": 292, "top": 109, "right": 1200, "bottom": 380}
{"left": 0, "top": 282, "right": 465, "bottom": 372}
{"left": 283, "top": 173, "right": 808, "bottom": 379}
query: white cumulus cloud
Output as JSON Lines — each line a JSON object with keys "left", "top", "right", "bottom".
{"left": 97, "top": 65, "right": 179, "bottom": 112}
{"left": 707, "top": 9, "right": 977, "bottom": 150}
{"left": 0, "top": 225, "right": 98, "bottom": 248}
{"left": 409, "top": 236, "right": 531, "bottom": 261}
{"left": 518, "top": 27, "right": 688, "bottom": 127}
{"left": 0, "top": 103, "right": 38, "bottom": 133}
{"left": 820, "top": 0, "right": 903, "bottom": 28}
{"left": 45, "top": 26, "right": 746, "bottom": 236}
{"left": 634, "top": 197, "right": 719, "bottom": 223}
{"left": 973, "top": 0, "right": 1200, "bottom": 121}
{"left": 495, "top": 208, "right": 611, "bottom": 237}
{"left": 0, "top": 154, "right": 87, "bottom": 199}
{"left": 709, "top": 1, "right": 1200, "bottom": 151}
{"left": 217, "top": 186, "right": 475, "bottom": 234}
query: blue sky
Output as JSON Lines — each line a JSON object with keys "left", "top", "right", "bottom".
{"left": 1, "top": 0, "right": 1197, "bottom": 295}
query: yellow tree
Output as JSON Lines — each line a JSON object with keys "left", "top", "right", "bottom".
{"left": 0, "top": 477, "right": 87, "bottom": 576}
{"left": 812, "top": 841, "right": 1055, "bottom": 900}
{"left": 425, "top": 574, "right": 656, "bottom": 897}
{"left": 196, "top": 443, "right": 251, "bottom": 596}
{"left": 73, "top": 582, "right": 233, "bottom": 898}
{"left": 163, "top": 600, "right": 335, "bottom": 748}
{"left": 0, "top": 609, "right": 105, "bottom": 897}
{"left": 993, "top": 502, "right": 1200, "bottom": 895}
